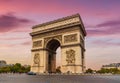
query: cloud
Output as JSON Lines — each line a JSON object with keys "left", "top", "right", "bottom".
{"left": 0, "top": 44, "right": 13, "bottom": 48}
{"left": 86, "top": 29, "right": 103, "bottom": 36}
{"left": 21, "top": 41, "right": 31, "bottom": 46}
{"left": 0, "top": 37, "right": 29, "bottom": 40}
{"left": 0, "top": 0, "right": 103, "bottom": 16}
{"left": 0, "top": 13, "right": 31, "bottom": 33}
{"left": 92, "top": 40, "right": 120, "bottom": 47}
{"left": 87, "top": 19, "right": 120, "bottom": 36}
{"left": 96, "top": 19, "right": 120, "bottom": 27}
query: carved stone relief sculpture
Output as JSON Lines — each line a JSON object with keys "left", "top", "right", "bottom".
{"left": 66, "top": 49, "right": 75, "bottom": 65}
{"left": 33, "top": 40, "right": 42, "bottom": 47}
{"left": 34, "top": 53, "right": 40, "bottom": 64}
{"left": 64, "top": 34, "right": 77, "bottom": 43}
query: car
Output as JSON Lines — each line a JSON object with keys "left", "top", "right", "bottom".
{"left": 27, "top": 72, "right": 36, "bottom": 75}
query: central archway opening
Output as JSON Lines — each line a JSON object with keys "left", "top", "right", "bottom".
{"left": 46, "top": 39, "right": 61, "bottom": 73}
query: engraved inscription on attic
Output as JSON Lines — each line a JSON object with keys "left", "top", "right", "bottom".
{"left": 32, "top": 27, "right": 79, "bottom": 39}
{"left": 33, "top": 40, "right": 42, "bottom": 47}
{"left": 66, "top": 49, "right": 76, "bottom": 65}
{"left": 64, "top": 34, "right": 77, "bottom": 43}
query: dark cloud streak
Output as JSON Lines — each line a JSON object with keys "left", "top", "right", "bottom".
{"left": 97, "top": 19, "right": 120, "bottom": 27}
{"left": 0, "top": 13, "right": 31, "bottom": 33}
{"left": 21, "top": 41, "right": 31, "bottom": 46}
{"left": 92, "top": 40, "right": 120, "bottom": 47}
{"left": 87, "top": 19, "right": 120, "bottom": 36}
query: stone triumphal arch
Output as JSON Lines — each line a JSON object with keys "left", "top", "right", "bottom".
{"left": 30, "top": 14, "right": 86, "bottom": 74}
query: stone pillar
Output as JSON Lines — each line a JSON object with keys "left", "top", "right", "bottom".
{"left": 61, "top": 45, "right": 83, "bottom": 74}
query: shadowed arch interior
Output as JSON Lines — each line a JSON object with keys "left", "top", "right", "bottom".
{"left": 46, "top": 39, "right": 61, "bottom": 73}
{"left": 47, "top": 39, "right": 60, "bottom": 52}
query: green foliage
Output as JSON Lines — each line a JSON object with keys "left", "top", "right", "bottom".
{"left": 0, "top": 63, "right": 30, "bottom": 73}
{"left": 96, "top": 68, "right": 120, "bottom": 74}
{"left": 0, "top": 67, "right": 11, "bottom": 73}
{"left": 85, "top": 68, "right": 93, "bottom": 73}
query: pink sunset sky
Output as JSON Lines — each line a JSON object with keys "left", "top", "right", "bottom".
{"left": 0, "top": 0, "right": 120, "bottom": 70}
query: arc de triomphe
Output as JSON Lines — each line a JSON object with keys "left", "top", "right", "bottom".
{"left": 30, "top": 14, "right": 86, "bottom": 74}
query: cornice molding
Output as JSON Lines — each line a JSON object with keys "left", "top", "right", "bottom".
{"left": 32, "top": 14, "right": 80, "bottom": 29}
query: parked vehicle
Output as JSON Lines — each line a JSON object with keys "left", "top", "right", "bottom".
{"left": 27, "top": 72, "right": 36, "bottom": 75}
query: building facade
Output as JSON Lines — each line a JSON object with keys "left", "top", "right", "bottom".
{"left": 102, "top": 63, "right": 120, "bottom": 69}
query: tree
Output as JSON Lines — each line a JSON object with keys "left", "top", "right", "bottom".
{"left": 0, "top": 63, "right": 30, "bottom": 73}
{"left": 85, "top": 68, "right": 93, "bottom": 73}
{"left": 96, "top": 68, "right": 120, "bottom": 74}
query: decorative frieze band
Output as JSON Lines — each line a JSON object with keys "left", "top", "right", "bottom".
{"left": 32, "top": 27, "right": 79, "bottom": 39}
